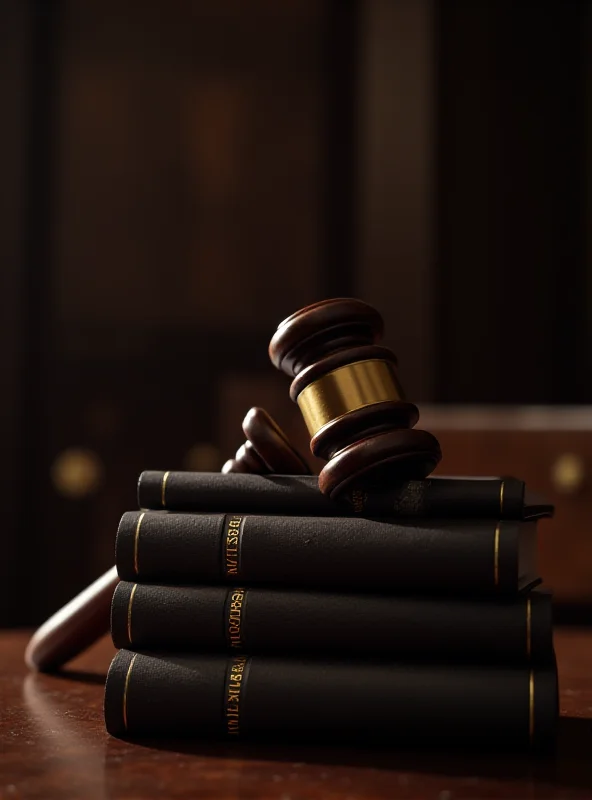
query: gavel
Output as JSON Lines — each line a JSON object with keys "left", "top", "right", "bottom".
{"left": 269, "top": 297, "right": 441, "bottom": 496}
{"left": 26, "top": 297, "right": 440, "bottom": 672}
{"left": 25, "top": 408, "right": 311, "bottom": 671}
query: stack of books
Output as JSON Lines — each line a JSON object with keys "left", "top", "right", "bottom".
{"left": 104, "top": 470, "right": 559, "bottom": 750}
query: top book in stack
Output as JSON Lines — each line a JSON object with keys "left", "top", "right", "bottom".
{"left": 138, "top": 470, "right": 553, "bottom": 521}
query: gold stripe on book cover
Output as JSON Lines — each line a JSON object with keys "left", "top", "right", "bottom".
{"left": 493, "top": 522, "right": 500, "bottom": 587}
{"left": 161, "top": 471, "right": 170, "bottom": 507}
{"left": 529, "top": 669, "right": 535, "bottom": 744}
{"left": 127, "top": 584, "right": 138, "bottom": 646}
{"left": 122, "top": 654, "right": 138, "bottom": 732}
{"left": 526, "top": 597, "right": 531, "bottom": 659}
{"left": 133, "top": 512, "right": 145, "bottom": 576}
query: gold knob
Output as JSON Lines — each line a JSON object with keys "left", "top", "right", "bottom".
{"left": 551, "top": 453, "right": 586, "bottom": 495}
{"left": 51, "top": 448, "right": 104, "bottom": 498}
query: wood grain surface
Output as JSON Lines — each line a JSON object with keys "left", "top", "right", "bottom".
{"left": 1, "top": 629, "right": 592, "bottom": 798}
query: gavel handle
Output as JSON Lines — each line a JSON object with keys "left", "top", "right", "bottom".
{"left": 25, "top": 566, "right": 118, "bottom": 672}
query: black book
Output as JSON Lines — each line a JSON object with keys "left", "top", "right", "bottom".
{"left": 104, "top": 649, "right": 558, "bottom": 750}
{"left": 116, "top": 511, "right": 539, "bottom": 595}
{"left": 138, "top": 471, "right": 553, "bottom": 520}
{"left": 111, "top": 582, "right": 553, "bottom": 664}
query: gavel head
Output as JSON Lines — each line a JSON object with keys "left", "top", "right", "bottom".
{"left": 222, "top": 407, "right": 311, "bottom": 476}
{"left": 269, "top": 298, "right": 441, "bottom": 497}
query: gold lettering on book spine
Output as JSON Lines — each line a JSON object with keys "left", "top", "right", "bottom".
{"left": 133, "top": 512, "right": 145, "bottom": 577}
{"left": 226, "top": 588, "right": 246, "bottom": 649}
{"left": 127, "top": 583, "right": 138, "bottom": 646}
{"left": 122, "top": 653, "right": 138, "bottom": 732}
{"left": 225, "top": 654, "right": 250, "bottom": 736}
{"left": 161, "top": 471, "right": 170, "bottom": 507}
{"left": 224, "top": 515, "right": 243, "bottom": 578}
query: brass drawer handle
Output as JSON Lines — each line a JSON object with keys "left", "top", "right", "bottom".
{"left": 51, "top": 447, "right": 104, "bottom": 498}
{"left": 183, "top": 443, "right": 222, "bottom": 471}
{"left": 551, "top": 453, "right": 586, "bottom": 495}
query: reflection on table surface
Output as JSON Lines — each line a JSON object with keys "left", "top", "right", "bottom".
{"left": 1, "top": 629, "right": 591, "bottom": 799}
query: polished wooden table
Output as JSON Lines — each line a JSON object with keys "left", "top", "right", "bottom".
{"left": 2, "top": 629, "right": 592, "bottom": 799}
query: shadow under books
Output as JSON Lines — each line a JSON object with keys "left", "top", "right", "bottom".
{"left": 120, "top": 716, "right": 592, "bottom": 792}
{"left": 45, "top": 666, "right": 592, "bottom": 791}
{"left": 53, "top": 669, "right": 107, "bottom": 685}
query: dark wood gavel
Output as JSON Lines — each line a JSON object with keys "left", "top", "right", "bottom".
{"left": 269, "top": 297, "right": 441, "bottom": 497}
{"left": 25, "top": 408, "right": 311, "bottom": 672}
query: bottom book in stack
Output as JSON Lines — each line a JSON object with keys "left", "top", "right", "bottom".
{"left": 104, "top": 508, "right": 559, "bottom": 751}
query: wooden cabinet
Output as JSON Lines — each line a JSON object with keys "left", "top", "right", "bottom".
{"left": 421, "top": 407, "right": 592, "bottom": 605}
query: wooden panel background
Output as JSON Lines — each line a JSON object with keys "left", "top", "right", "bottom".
{"left": 19, "top": 0, "right": 337, "bottom": 622}
{"left": 0, "top": 2, "right": 28, "bottom": 624}
{"left": 3, "top": 0, "right": 592, "bottom": 623}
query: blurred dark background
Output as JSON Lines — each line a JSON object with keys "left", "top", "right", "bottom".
{"left": 1, "top": 0, "right": 591, "bottom": 626}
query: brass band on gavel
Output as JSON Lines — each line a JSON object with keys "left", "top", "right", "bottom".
{"left": 297, "top": 359, "right": 405, "bottom": 438}
{"left": 268, "top": 297, "right": 441, "bottom": 496}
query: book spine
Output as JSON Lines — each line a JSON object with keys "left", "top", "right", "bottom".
{"left": 137, "top": 471, "right": 528, "bottom": 518}
{"left": 115, "top": 512, "right": 530, "bottom": 594}
{"left": 111, "top": 582, "right": 553, "bottom": 664}
{"left": 104, "top": 649, "right": 558, "bottom": 750}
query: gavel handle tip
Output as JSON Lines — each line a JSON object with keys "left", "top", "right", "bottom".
{"left": 25, "top": 566, "right": 119, "bottom": 673}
